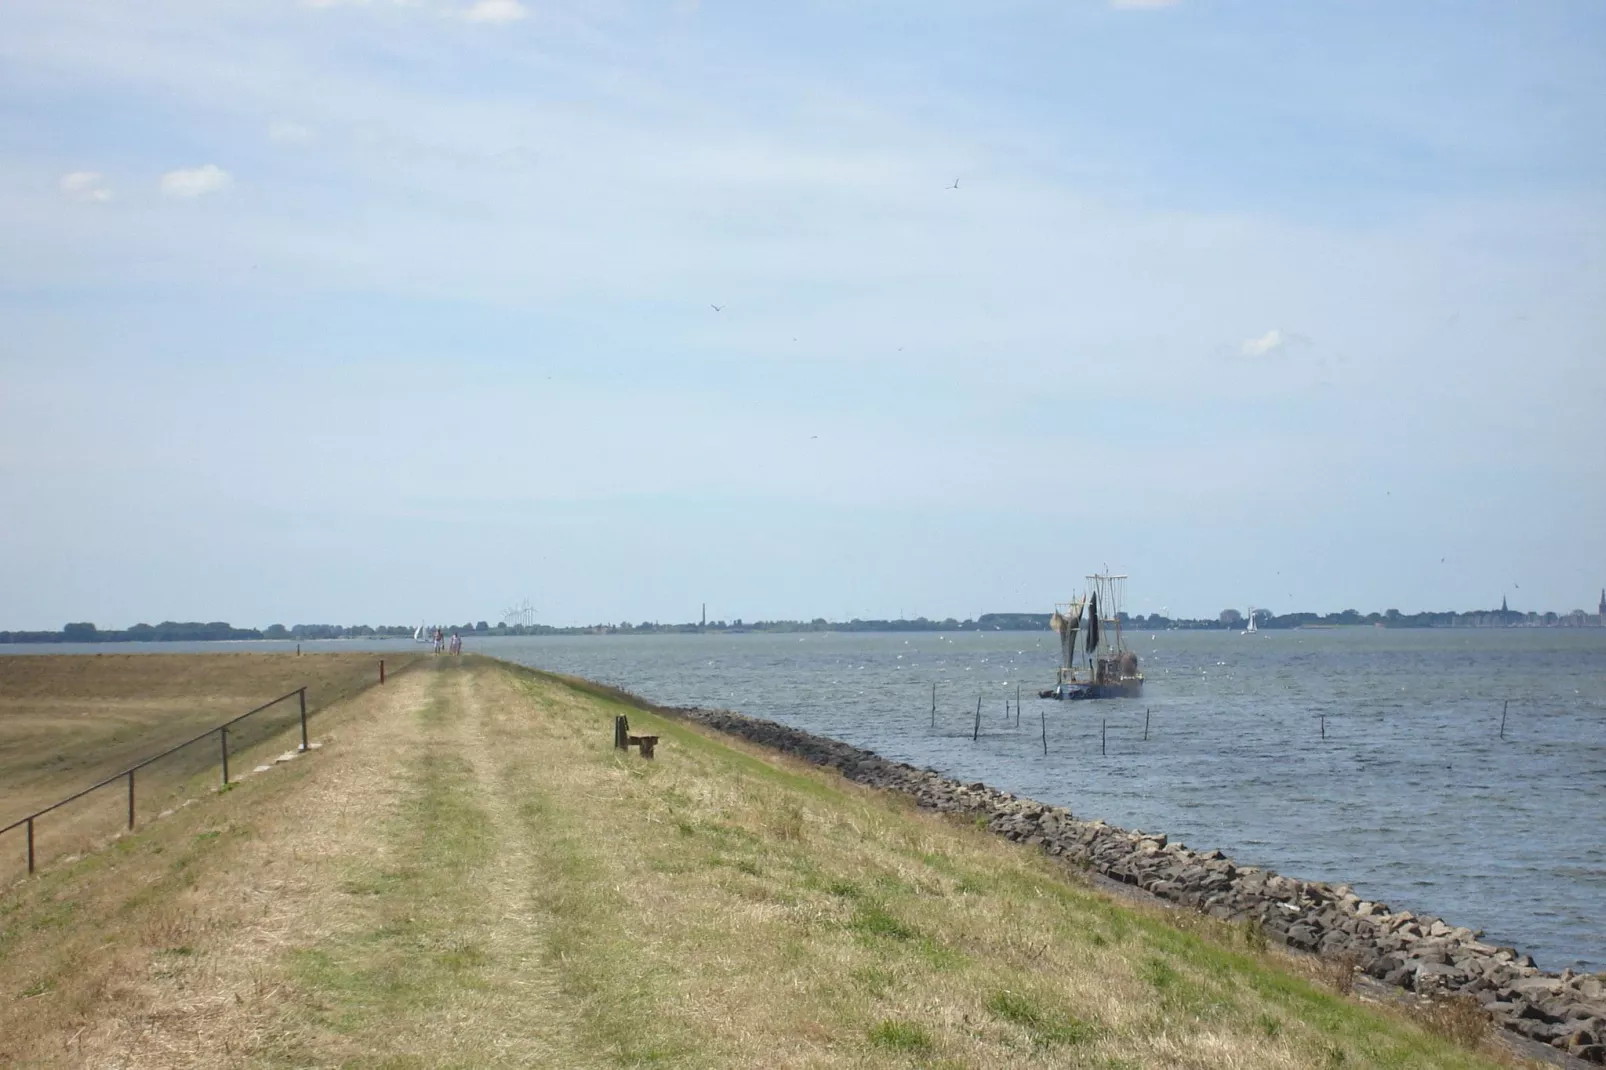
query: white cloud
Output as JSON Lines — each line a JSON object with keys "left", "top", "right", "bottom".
{"left": 269, "top": 120, "right": 315, "bottom": 144}
{"left": 59, "top": 171, "right": 112, "bottom": 201}
{"left": 463, "top": 0, "right": 527, "bottom": 24}
{"left": 159, "top": 164, "right": 232, "bottom": 198}
{"left": 1241, "top": 328, "right": 1286, "bottom": 357}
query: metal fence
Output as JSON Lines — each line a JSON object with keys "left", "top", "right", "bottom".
{"left": 1, "top": 687, "right": 309, "bottom": 877}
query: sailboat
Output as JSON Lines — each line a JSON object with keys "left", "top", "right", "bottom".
{"left": 413, "top": 622, "right": 431, "bottom": 644}
{"left": 1246, "top": 608, "right": 1257, "bottom": 633}
{"left": 1040, "top": 574, "right": 1144, "bottom": 700}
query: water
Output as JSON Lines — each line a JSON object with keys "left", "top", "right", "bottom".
{"left": 6, "top": 629, "right": 1603, "bottom": 970}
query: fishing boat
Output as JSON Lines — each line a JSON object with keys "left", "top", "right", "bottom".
{"left": 1040, "top": 573, "right": 1144, "bottom": 700}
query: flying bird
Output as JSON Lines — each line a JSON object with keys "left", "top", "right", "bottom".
{"left": 710, "top": 304, "right": 724, "bottom": 312}
{"left": 947, "top": 178, "right": 959, "bottom": 190}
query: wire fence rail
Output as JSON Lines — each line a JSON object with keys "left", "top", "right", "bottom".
{"left": 0, "top": 687, "right": 310, "bottom": 877}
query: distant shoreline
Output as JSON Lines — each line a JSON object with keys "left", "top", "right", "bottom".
{"left": 3, "top": 611, "right": 1604, "bottom": 647}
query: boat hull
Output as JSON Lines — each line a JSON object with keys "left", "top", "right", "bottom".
{"left": 1039, "top": 678, "right": 1143, "bottom": 701}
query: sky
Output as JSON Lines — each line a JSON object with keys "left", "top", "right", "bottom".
{"left": 1, "top": 0, "right": 1603, "bottom": 629}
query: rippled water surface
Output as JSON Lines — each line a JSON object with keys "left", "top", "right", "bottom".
{"left": 8, "top": 628, "right": 1604, "bottom": 969}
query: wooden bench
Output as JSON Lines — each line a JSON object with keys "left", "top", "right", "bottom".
{"left": 613, "top": 715, "right": 659, "bottom": 759}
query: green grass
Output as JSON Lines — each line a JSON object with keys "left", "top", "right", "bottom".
{"left": 868, "top": 1019, "right": 933, "bottom": 1052}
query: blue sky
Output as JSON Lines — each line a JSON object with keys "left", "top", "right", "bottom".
{"left": 1, "top": 0, "right": 1602, "bottom": 628}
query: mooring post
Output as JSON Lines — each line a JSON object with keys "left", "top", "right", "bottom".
{"left": 380, "top": 659, "right": 386, "bottom": 685}
{"left": 26, "top": 816, "right": 35, "bottom": 874}
{"left": 1320, "top": 715, "right": 1326, "bottom": 740}
{"left": 973, "top": 697, "right": 982, "bottom": 741}
{"left": 1040, "top": 708, "right": 1048, "bottom": 755}
{"left": 296, "top": 643, "right": 301, "bottom": 656}
{"left": 220, "top": 727, "right": 229, "bottom": 785}
{"left": 1143, "top": 707, "right": 1150, "bottom": 741}
{"left": 1500, "top": 700, "right": 1508, "bottom": 740}
{"left": 1016, "top": 684, "right": 1021, "bottom": 727}
{"left": 299, "top": 688, "right": 309, "bottom": 752}
{"left": 1101, "top": 719, "right": 1107, "bottom": 756}
{"left": 931, "top": 682, "right": 936, "bottom": 728}
{"left": 127, "top": 769, "right": 135, "bottom": 830}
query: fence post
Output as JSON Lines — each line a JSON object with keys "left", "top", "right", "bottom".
{"left": 127, "top": 770, "right": 135, "bottom": 830}
{"left": 299, "top": 688, "right": 309, "bottom": 752}
{"left": 220, "top": 727, "right": 229, "bottom": 785}
{"left": 26, "top": 816, "right": 35, "bottom": 875}
{"left": 380, "top": 659, "right": 386, "bottom": 685}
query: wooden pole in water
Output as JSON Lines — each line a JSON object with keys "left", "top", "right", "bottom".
{"left": 1143, "top": 707, "right": 1150, "bottom": 741}
{"left": 1320, "top": 715, "right": 1325, "bottom": 740}
{"left": 1040, "top": 707, "right": 1048, "bottom": 755}
{"left": 931, "top": 682, "right": 936, "bottom": 728}
{"left": 973, "top": 697, "right": 982, "bottom": 741}
{"left": 1500, "top": 700, "right": 1508, "bottom": 740}
{"left": 1101, "top": 718, "right": 1107, "bottom": 756}
{"left": 1016, "top": 684, "right": 1021, "bottom": 727}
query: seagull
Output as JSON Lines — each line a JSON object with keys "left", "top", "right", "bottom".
{"left": 947, "top": 178, "right": 959, "bottom": 190}
{"left": 710, "top": 304, "right": 724, "bottom": 312}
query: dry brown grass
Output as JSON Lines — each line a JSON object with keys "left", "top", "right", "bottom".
{"left": 1419, "top": 995, "right": 1495, "bottom": 1050}
{"left": 0, "top": 651, "right": 416, "bottom": 883}
{"left": 0, "top": 656, "right": 1522, "bottom": 1069}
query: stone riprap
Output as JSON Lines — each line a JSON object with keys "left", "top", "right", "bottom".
{"left": 666, "top": 705, "right": 1606, "bottom": 1063}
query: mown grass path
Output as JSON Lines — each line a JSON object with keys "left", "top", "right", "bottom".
{"left": 1, "top": 658, "right": 1521, "bottom": 1069}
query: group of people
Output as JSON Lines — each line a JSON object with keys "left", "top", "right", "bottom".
{"left": 432, "top": 627, "right": 463, "bottom": 656}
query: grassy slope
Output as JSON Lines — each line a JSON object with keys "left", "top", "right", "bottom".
{"left": 0, "top": 652, "right": 413, "bottom": 815}
{"left": 0, "top": 657, "right": 1520, "bottom": 1069}
{"left": 0, "top": 652, "right": 417, "bottom": 884}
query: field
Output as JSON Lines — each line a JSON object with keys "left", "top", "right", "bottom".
{"left": 0, "top": 651, "right": 413, "bottom": 883}
{"left": 0, "top": 655, "right": 1527, "bottom": 1068}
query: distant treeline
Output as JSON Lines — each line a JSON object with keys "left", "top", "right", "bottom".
{"left": 1, "top": 605, "right": 1600, "bottom": 645}
{"left": 0, "top": 621, "right": 429, "bottom": 644}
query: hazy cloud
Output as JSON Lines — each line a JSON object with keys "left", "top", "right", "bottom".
{"left": 59, "top": 171, "right": 112, "bottom": 202}
{"left": 268, "top": 120, "right": 315, "bottom": 144}
{"left": 159, "top": 164, "right": 232, "bottom": 198}
{"left": 1241, "top": 328, "right": 1286, "bottom": 357}
{"left": 463, "top": 0, "right": 527, "bottom": 23}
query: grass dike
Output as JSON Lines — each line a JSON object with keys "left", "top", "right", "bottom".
{"left": 0, "top": 654, "right": 1538, "bottom": 1068}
